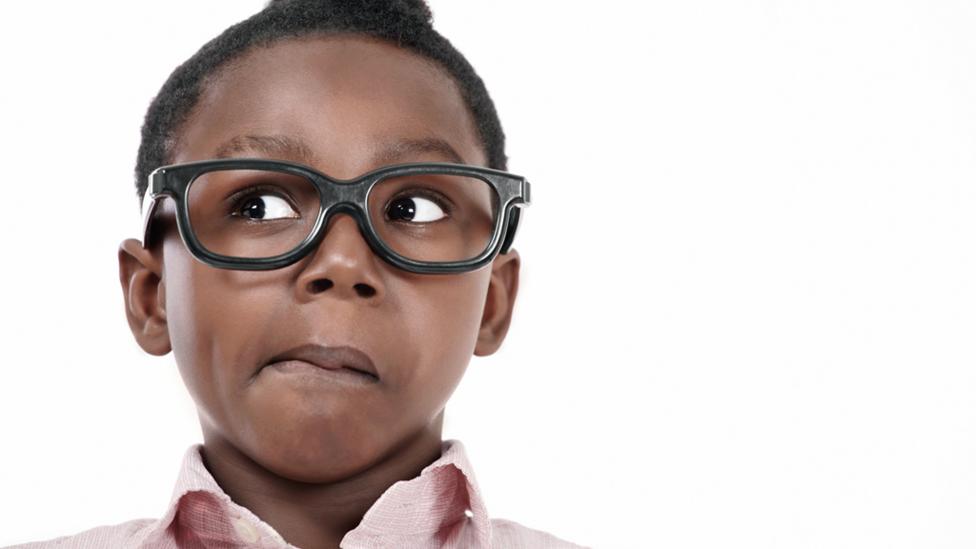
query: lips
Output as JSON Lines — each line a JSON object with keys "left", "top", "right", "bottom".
{"left": 265, "top": 343, "right": 379, "bottom": 381}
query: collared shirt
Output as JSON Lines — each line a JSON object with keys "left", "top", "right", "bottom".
{"left": 7, "top": 439, "right": 589, "bottom": 548}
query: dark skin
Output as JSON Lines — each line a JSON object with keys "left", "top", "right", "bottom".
{"left": 117, "top": 36, "right": 520, "bottom": 549}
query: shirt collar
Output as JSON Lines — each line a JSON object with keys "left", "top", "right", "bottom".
{"left": 140, "top": 439, "right": 492, "bottom": 548}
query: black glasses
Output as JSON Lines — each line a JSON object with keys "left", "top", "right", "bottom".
{"left": 140, "top": 158, "right": 531, "bottom": 274}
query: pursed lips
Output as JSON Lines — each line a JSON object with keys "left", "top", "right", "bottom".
{"left": 265, "top": 343, "right": 380, "bottom": 381}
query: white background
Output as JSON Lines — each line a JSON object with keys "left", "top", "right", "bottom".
{"left": 2, "top": 1, "right": 976, "bottom": 548}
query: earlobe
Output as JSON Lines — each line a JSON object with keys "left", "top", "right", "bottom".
{"left": 118, "top": 238, "right": 172, "bottom": 356}
{"left": 474, "top": 249, "right": 520, "bottom": 356}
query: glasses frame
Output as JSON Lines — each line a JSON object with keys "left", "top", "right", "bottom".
{"left": 140, "top": 157, "right": 531, "bottom": 274}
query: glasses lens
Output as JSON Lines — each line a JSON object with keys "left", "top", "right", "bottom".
{"left": 186, "top": 168, "right": 320, "bottom": 258}
{"left": 368, "top": 171, "right": 500, "bottom": 263}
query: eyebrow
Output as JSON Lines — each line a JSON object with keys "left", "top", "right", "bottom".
{"left": 214, "top": 134, "right": 316, "bottom": 163}
{"left": 370, "top": 136, "right": 466, "bottom": 165}
{"left": 212, "top": 134, "right": 466, "bottom": 166}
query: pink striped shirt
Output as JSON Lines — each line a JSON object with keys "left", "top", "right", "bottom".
{"left": 7, "top": 439, "right": 587, "bottom": 548}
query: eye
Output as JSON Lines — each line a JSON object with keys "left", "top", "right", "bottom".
{"left": 232, "top": 192, "right": 300, "bottom": 221}
{"left": 385, "top": 193, "right": 449, "bottom": 223}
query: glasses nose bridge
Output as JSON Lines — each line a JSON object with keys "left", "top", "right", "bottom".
{"left": 312, "top": 197, "right": 373, "bottom": 248}
{"left": 315, "top": 169, "right": 370, "bottom": 215}
{"left": 312, "top": 168, "right": 372, "bottom": 205}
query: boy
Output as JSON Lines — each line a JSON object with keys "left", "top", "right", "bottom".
{"left": 9, "top": 0, "right": 587, "bottom": 548}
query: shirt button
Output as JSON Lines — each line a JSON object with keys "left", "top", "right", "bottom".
{"left": 464, "top": 509, "right": 474, "bottom": 518}
{"left": 232, "top": 517, "right": 261, "bottom": 543}
{"left": 269, "top": 530, "right": 289, "bottom": 547}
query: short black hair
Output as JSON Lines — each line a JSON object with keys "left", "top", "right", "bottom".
{"left": 133, "top": 0, "right": 507, "bottom": 211}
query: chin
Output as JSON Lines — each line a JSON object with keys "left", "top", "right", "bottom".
{"left": 247, "top": 429, "right": 380, "bottom": 482}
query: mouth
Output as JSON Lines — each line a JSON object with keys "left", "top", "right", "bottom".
{"left": 264, "top": 343, "right": 380, "bottom": 382}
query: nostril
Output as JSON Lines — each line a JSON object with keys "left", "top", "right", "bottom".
{"left": 305, "top": 279, "right": 376, "bottom": 297}
{"left": 308, "top": 279, "right": 334, "bottom": 293}
{"left": 354, "top": 283, "right": 377, "bottom": 298}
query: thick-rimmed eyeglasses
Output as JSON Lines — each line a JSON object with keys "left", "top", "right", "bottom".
{"left": 140, "top": 158, "right": 531, "bottom": 274}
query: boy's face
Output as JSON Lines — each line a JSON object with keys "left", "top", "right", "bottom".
{"left": 118, "top": 36, "right": 519, "bottom": 482}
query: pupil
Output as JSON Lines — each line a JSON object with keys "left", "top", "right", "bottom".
{"left": 389, "top": 197, "right": 416, "bottom": 221}
{"left": 242, "top": 198, "right": 266, "bottom": 220}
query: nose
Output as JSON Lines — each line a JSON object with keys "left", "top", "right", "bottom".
{"left": 294, "top": 210, "right": 384, "bottom": 302}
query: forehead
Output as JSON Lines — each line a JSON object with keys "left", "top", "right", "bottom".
{"left": 171, "top": 35, "right": 485, "bottom": 174}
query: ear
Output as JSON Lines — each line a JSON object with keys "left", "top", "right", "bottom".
{"left": 474, "top": 249, "right": 520, "bottom": 356}
{"left": 118, "top": 238, "right": 171, "bottom": 356}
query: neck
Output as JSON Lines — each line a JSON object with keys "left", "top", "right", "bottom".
{"left": 199, "top": 415, "right": 445, "bottom": 549}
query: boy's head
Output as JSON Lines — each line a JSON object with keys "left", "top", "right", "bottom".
{"left": 118, "top": 0, "right": 521, "bottom": 483}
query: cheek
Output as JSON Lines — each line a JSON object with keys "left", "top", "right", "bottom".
{"left": 166, "top": 258, "right": 216, "bottom": 422}
{"left": 164, "top": 243, "right": 262, "bottom": 429}
{"left": 396, "top": 270, "right": 491, "bottom": 409}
